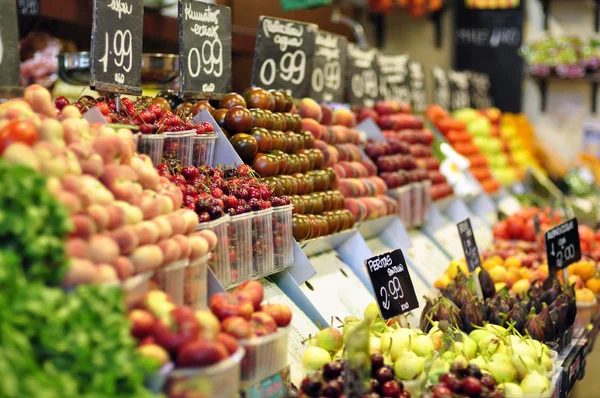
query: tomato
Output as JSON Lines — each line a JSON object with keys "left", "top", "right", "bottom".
{"left": 0, "top": 120, "right": 38, "bottom": 153}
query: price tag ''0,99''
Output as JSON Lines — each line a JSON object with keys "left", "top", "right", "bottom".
{"left": 91, "top": 0, "right": 144, "bottom": 95}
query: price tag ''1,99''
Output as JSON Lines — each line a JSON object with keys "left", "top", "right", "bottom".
{"left": 364, "top": 249, "right": 419, "bottom": 320}
{"left": 91, "top": 0, "right": 144, "bottom": 95}
{"left": 251, "top": 16, "right": 317, "bottom": 98}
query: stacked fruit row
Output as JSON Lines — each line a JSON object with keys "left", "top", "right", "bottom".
{"left": 426, "top": 105, "right": 500, "bottom": 194}
{"left": 300, "top": 98, "right": 399, "bottom": 223}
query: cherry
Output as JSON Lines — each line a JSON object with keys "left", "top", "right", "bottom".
{"left": 156, "top": 163, "right": 171, "bottom": 175}
{"left": 323, "top": 361, "right": 343, "bottom": 380}
{"left": 237, "top": 164, "right": 251, "bottom": 176}
{"left": 140, "top": 124, "right": 155, "bottom": 135}
{"left": 211, "top": 187, "right": 223, "bottom": 198}
{"left": 370, "top": 378, "right": 381, "bottom": 393}
{"left": 228, "top": 195, "right": 239, "bottom": 208}
{"left": 171, "top": 175, "right": 187, "bottom": 185}
{"left": 260, "top": 200, "right": 271, "bottom": 209}
{"left": 248, "top": 198, "right": 261, "bottom": 211}
{"left": 95, "top": 101, "right": 110, "bottom": 116}
{"left": 238, "top": 188, "right": 249, "bottom": 201}
{"left": 248, "top": 187, "right": 261, "bottom": 200}
{"left": 226, "top": 208, "right": 237, "bottom": 216}
{"left": 381, "top": 380, "right": 401, "bottom": 396}
{"left": 54, "top": 96, "right": 70, "bottom": 110}
{"left": 371, "top": 353, "right": 385, "bottom": 372}
{"left": 461, "top": 376, "right": 482, "bottom": 396}
{"left": 202, "top": 122, "right": 214, "bottom": 133}
{"left": 185, "top": 202, "right": 196, "bottom": 211}
{"left": 322, "top": 379, "right": 342, "bottom": 397}
{"left": 181, "top": 166, "right": 199, "bottom": 181}
{"left": 480, "top": 374, "right": 496, "bottom": 389}
{"left": 259, "top": 185, "right": 272, "bottom": 200}
{"left": 301, "top": 376, "right": 323, "bottom": 396}
{"left": 374, "top": 367, "right": 393, "bottom": 383}
{"left": 208, "top": 206, "right": 223, "bottom": 220}
{"left": 432, "top": 385, "right": 453, "bottom": 398}
{"left": 183, "top": 195, "right": 197, "bottom": 207}
{"left": 466, "top": 364, "right": 482, "bottom": 379}
{"left": 139, "top": 109, "right": 156, "bottom": 124}
{"left": 439, "top": 373, "right": 461, "bottom": 391}
{"left": 235, "top": 205, "right": 247, "bottom": 214}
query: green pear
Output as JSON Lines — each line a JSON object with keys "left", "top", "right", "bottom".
{"left": 469, "top": 329, "right": 491, "bottom": 344}
{"left": 370, "top": 319, "right": 386, "bottom": 333}
{"left": 316, "top": 327, "right": 343, "bottom": 352}
{"left": 520, "top": 371, "right": 550, "bottom": 394}
{"left": 364, "top": 302, "right": 381, "bottom": 323}
{"left": 380, "top": 332, "right": 395, "bottom": 354}
{"left": 411, "top": 334, "right": 435, "bottom": 359}
{"left": 498, "top": 382, "right": 523, "bottom": 395}
{"left": 458, "top": 334, "right": 477, "bottom": 360}
{"left": 369, "top": 336, "right": 381, "bottom": 354}
{"left": 394, "top": 351, "right": 424, "bottom": 380}
{"left": 389, "top": 329, "right": 415, "bottom": 362}
{"left": 541, "top": 354, "right": 553, "bottom": 372}
{"left": 469, "top": 355, "right": 488, "bottom": 371}
{"left": 478, "top": 334, "right": 506, "bottom": 356}
{"left": 302, "top": 347, "right": 331, "bottom": 371}
{"left": 512, "top": 355, "right": 544, "bottom": 381}
{"left": 484, "top": 324, "right": 507, "bottom": 337}
{"left": 453, "top": 355, "right": 469, "bottom": 368}
{"left": 487, "top": 360, "right": 516, "bottom": 384}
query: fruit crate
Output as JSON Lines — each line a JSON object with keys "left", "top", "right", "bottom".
{"left": 154, "top": 259, "right": 190, "bottom": 306}
{"left": 388, "top": 185, "right": 412, "bottom": 228}
{"left": 272, "top": 205, "right": 294, "bottom": 270}
{"left": 137, "top": 134, "right": 166, "bottom": 166}
{"left": 164, "top": 131, "right": 195, "bottom": 166}
{"left": 192, "top": 134, "right": 217, "bottom": 167}
{"left": 165, "top": 348, "right": 245, "bottom": 398}
{"left": 251, "top": 208, "right": 275, "bottom": 278}
{"left": 228, "top": 212, "right": 253, "bottom": 287}
{"left": 183, "top": 254, "right": 210, "bottom": 310}
{"left": 239, "top": 327, "right": 289, "bottom": 389}
{"left": 196, "top": 215, "right": 232, "bottom": 287}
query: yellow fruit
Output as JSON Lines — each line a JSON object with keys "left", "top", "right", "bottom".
{"left": 505, "top": 256, "right": 522, "bottom": 269}
{"left": 511, "top": 279, "right": 530, "bottom": 295}
{"left": 447, "top": 260, "right": 461, "bottom": 279}
{"left": 489, "top": 265, "right": 508, "bottom": 283}
{"left": 586, "top": 276, "right": 600, "bottom": 294}
{"left": 575, "top": 288, "right": 596, "bottom": 303}
{"left": 571, "top": 260, "right": 595, "bottom": 281}
{"left": 435, "top": 274, "right": 451, "bottom": 290}
{"left": 495, "top": 282, "right": 507, "bottom": 292}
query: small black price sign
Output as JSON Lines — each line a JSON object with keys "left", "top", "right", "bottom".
{"left": 432, "top": 66, "right": 451, "bottom": 110}
{"left": 251, "top": 16, "right": 317, "bottom": 97}
{"left": 409, "top": 60, "right": 427, "bottom": 113}
{"left": 545, "top": 218, "right": 581, "bottom": 273}
{"left": 0, "top": 0, "right": 21, "bottom": 93}
{"left": 179, "top": 1, "right": 231, "bottom": 98}
{"left": 346, "top": 43, "right": 381, "bottom": 107}
{"left": 17, "top": 0, "right": 39, "bottom": 16}
{"left": 365, "top": 249, "right": 419, "bottom": 320}
{"left": 377, "top": 54, "right": 411, "bottom": 104}
{"left": 448, "top": 70, "right": 471, "bottom": 111}
{"left": 309, "top": 30, "right": 346, "bottom": 103}
{"left": 90, "top": 0, "right": 144, "bottom": 95}
{"left": 457, "top": 219, "right": 482, "bottom": 273}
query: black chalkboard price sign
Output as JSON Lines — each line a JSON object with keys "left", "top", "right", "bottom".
{"left": 448, "top": 70, "right": 471, "bottom": 111}
{"left": 90, "top": 0, "right": 144, "bottom": 95}
{"left": 432, "top": 66, "right": 451, "bottom": 110}
{"left": 377, "top": 54, "right": 411, "bottom": 104}
{"left": 0, "top": 0, "right": 22, "bottom": 94}
{"left": 251, "top": 16, "right": 317, "bottom": 97}
{"left": 469, "top": 71, "right": 493, "bottom": 109}
{"left": 179, "top": 1, "right": 231, "bottom": 98}
{"left": 364, "top": 249, "right": 419, "bottom": 320}
{"left": 17, "top": 0, "right": 39, "bottom": 16}
{"left": 309, "top": 30, "right": 346, "bottom": 103}
{"left": 409, "top": 60, "right": 427, "bottom": 113}
{"left": 346, "top": 43, "right": 381, "bottom": 107}
{"left": 457, "top": 218, "right": 482, "bottom": 273}
{"left": 545, "top": 218, "right": 581, "bottom": 273}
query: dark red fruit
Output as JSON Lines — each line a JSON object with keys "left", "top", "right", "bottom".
{"left": 371, "top": 353, "right": 385, "bottom": 372}
{"left": 480, "top": 374, "right": 495, "bottom": 389}
{"left": 461, "top": 376, "right": 482, "bottom": 396}
{"left": 225, "top": 106, "right": 253, "bottom": 133}
{"left": 374, "top": 367, "right": 393, "bottom": 383}
{"left": 181, "top": 166, "right": 199, "bottom": 181}
{"left": 55, "top": 96, "right": 70, "bottom": 110}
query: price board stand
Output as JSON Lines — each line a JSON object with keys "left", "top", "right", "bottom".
{"left": 545, "top": 218, "right": 581, "bottom": 282}
{"left": 457, "top": 218, "right": 484, "bottom": 299}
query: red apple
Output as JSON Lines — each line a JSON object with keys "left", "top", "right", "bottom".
{"left": 177, "top": 340, "right": 228, "bottom": 368}
{"left": 216, "top": 332, "right": 239, "bottom": 355}
{"left": 249, "top": 312, "right": 277, "bottom": 336}
{"left": 209, "top": 292, "right": 254, "bottom": 320}
{"left": 139, "top": 335, "right": 157, "bottom": 346}
{"left": 233, "top": 280, "right": 264, "bottom": 310}
{"left": 128, "top": 309, "right": 155, "bottom": 339}
{"left": 153, "top": 306, "right": 200, "bottom": 353}
{"left": 221, "top": 316, "right": 252, "bottom": 339}
{"left": 260, "top": 303, "right": 292, "bottom": 327}
{"left": 195, "top": 309, "right": 221, "bottom": 340}
{"left": 137, "top": 344, "right": 170, "bottom": 366}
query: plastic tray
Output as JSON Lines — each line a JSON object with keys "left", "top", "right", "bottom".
{"left": 196, "top": 215, "right": 231, "bottom": 287}
{"left": 163, "top": 131, "right": 195, "bottom": 166}
{"left": 401, "top": 372, "right": 426, "bottom": 397}
{"left": 192, "top": 134, "right": 217, "bottom": 167}
{"left": 251, "top": 208, "right": 275, "bottom": 278}
{"left": 122, "top": 271, "right": 154, "bottom": 309}
{"left": 183, "top": 254, "right": 210, "bottom": 310}
{"left": 137, "top": 134, "right": 166, "bottom": 167}
{"left": 153, "top": 259, "right": 190, "bottom": 306}
{"left": 239, "top": 327, "right": 289, "bottom": 388}
{"left": 165, "top": 348, "right": 245, "bottom": 398}
{"left": 228, "top": 212, "right": 253, "bottom": 287}
{"left": 575, "top": 299, "right": 597, "bottom": 333}
{"left": 272, "top": 205, "right": 294, "bottom": 270}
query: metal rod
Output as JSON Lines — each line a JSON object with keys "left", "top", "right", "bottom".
{"left": 115, "top": 93, "right": 121, "bottom": 114}
{"left": 331, "top": 2, "right": 369, "bottom": 49}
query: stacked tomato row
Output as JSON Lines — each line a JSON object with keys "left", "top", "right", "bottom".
{"left": 356, "top": 101, "right": 453, "bottom": 201}
{"left": 211, "top": 88, "right": 355, "bottom": 242}
{"left": 299, "top": 99, "right": 398, "bottom": 224}
{"left": 426, "top": 105, "right": 500, "bottom": 194}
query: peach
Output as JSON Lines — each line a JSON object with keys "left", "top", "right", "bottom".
{"left": 93, "top": 264, "right": 119, "bottom": 284}
{"left": 113, "top": 256, "right": 135, "bottom": 280}
{"left": 24, "top": 84, "right": 56, "bottom": 117}
{"left": 106, "top": 204, "right": 127, "bottom": 230}
{"left": 320, "top": 103, "right": 333, "bottom": 125}
{"left": 61, "top": 118, "right": 82, "bottom": 145}
{"left": 157, "top": 194, "right": 175, "bottom": 215}
{"left": 70, "top": 214, "right": 97, "bottom": 239}
{"left": 172, "top": 234, "right": 192, "bottom": 260}
{"left": 92, "top": 134, "right": 127, "bottom": 165}
{"left": 344, "top": 198, "right": 367, "bottom": 222}
{"left": 338, "top": 179, "right": 358, "bottom": 198}
{"left": 3, "top": 143, "right": 40, "bottom": 171}
{"left": 131, "top": 156, "right": 160, "bottom": 190}
{"left": 139, "top": 193, "right": 162, "bottom": 220}
{"left": 111, "top": 225, "right": 140, "bottom": 255}
{"left": 322, "top": 145, "right": 339, "bottom": 168}
{"left": 158, "top": 238, "right": 182, "bottom": 264}
{"left": 332, "top": 108, "right": 356, "bottom": 127}
{"left": 298, "top": 98, "right": 322, "bottom": 123}
{"left": 167, "top": 212, "right": 186, "bottom": 235}
{"left": 65, "top": 150, "right": 83, "bottom": 176}
{"left": 153, "top": 216, "right": 173, "bottom": 240}
{"left": 320, "top": 125, "right": 332, "bottom": 143}
{"left": 302, "top": 118, "right": 322, "bottom": 140}
{"left": 87, "top": 234, "right": 120, "bottom": 265}
{"left": 194, "top": 230, "right": 217, "bottom": 252}
{"left": 69, "top": 143, "right": 105, "bottom": 177}
{"left": 85, "top": 204, "right": 108, "bottom": 231}
{"left": 189, "top": 235, "right": 210, "bottom": 260}
{"left": 39, "top": 118, "right": 64, "bottom": 145}
{"left": 61, "top": 259, "right": 96, "bottom": 287}
{"left": 114, "top": 201, "right": 143, "bottom": 225}
{"left": 79, "top": 175, "right": 115, "bottom": 205}
{"left": 135, "top": 221, "right": 161, "bottom": 246}
{"left": 55, "top": 190, "right": 83, "bottom": 215}
{"left": 66, "top": 238, "right": 89, "bottom": 259}
{"left": 330, "top": 125, "right": 350, "bottom": 144}
{"left": 130, "top": 245, "right": 165, "bottom": 273}
{"left": 159, "top": 184, "right": 183, "bottom": 210}
{"left": 60, "top": 105, "right": 82, "bottom": 119}
{"left": 100, "top": 164, "right": 139, "bottom": 203}
{"left": 180, "top": 209, "right": 199, "bottom": 234}
{"left": 332, "top": 164, "right": 346, "bottom": 179}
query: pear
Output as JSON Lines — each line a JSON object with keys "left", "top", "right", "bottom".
{"left": 428, "top": 324, "right": 443, "bottom": 350}
{"left": 469, "top": 355, "right": 488, "bottom": 371}
{"left": 380, "top": 332, "right": 395, "bottom": 354}
{"left": 484, "top": 323, "right": 507, "bottom": 337}
{"left": 370, "top": 319, "right": 386, "bottom": 333}
{"left": 487, "top": 359, "right": 517, "bottom": 384}
{"left": 302, "top": 347, "right": 331, "bottom": 371}
{"left": 478, "top": 334, "right": 505, "bottom": 356}
{"left": 389, "top": 329, "right": 415, "bottom": 362}
{"left": 458, "top": 334, "right": 477, "bottom": 359}
{"left": 520, "top": 371, "right": 550, "bottom": 394}
{"left": 453, "top": 355, "right": 469, "bottom": 368}
{"left": 498, "top": 382, "right": 523, "bottom": 395}
{"left": 394, "top": 351, "right": 424, "bottom": 380}
{"left": 541, "top": 354, "right": 553, "bottom": 372}
{"left": 316, "top": 327, "right": 343, "bottom": 352}
{"left": 364, "top": 302, "right": 381, "bottom": 323}
{"left": 512, "top": 355, "right": 544, "bottom": 381}
{"left": 469, "top": 329, "right": 491, "bottom": 344}
{"left": 411, "top": 334, "right": 435, "bottom": 359}
{"left": 369, "top": 336, "right": 381, "bottom": 354}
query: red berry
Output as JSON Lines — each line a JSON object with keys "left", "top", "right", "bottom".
{"left": 228, "top": 195, "right": 239, "bottom": 208}
{"left": 172, "top": 175, "right": 187, "bottom": 185}
{"left": 381, "top": 380, "right": 401, "bottom": 396}
{"left": 148, "top": 104, "right": 163, "bottom": 119}
{"left": 461, "top": 376, "right": 482, "bottom": 396}
{"left": 139, "top": 109, "right": 156, "bottom": 124}
{"left": 433, "top": 385, "right": 453, "bottom": 398}
{"left": 156, "top": 163, "right": 171, "bottom": 175}
{"left": 95, "top": 101, "right": 110, "bottom": 116}
{"left": 202, "top": 122, "right": 214, "bottom": 132}
{"left": 195, "top": 124, "right": 206, "bottom": 135}
{"left": 140, "top": 124, "right": 155, "bottom": 135}
{"left": 181, "top": 166, "right": 199, "bottom": 181}
{"left": 55, "top": 96, "right": 70, "bottom": 110}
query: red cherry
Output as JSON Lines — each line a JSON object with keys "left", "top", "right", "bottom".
{"left": 148, "top": 104, "right": 162, "bottom": 119}
{"left": 211, "top": 187, "right": 223, "bottom": 198}
{"left": 202, "top": 122, "right": 214, "bottom": 133}
{"left": 54, "top": 96, "right": 70, "bottom": 110}
{"left": 95, "top": 101, "right": 110, "bottom": 116}
{"left": 181, "top": 166, "right": 199, "bottom": 181}
{"left": 156, "top": 163, "right": 171, "bottom": 175}
{"left": 195, "top": 124, "right": 206, "bottom": 135}
{"left": 228, "top": 195, "right": 239, "bottom": 208}
{"left": 461, "top": 376, "right": 482, "bottom": 396}
{"left": 172, "top": 175, "right": 187, "bottom": 185}
{"left": 248, "top": 187, "right": 261, "bottom": 200}
{"left": 259, "top": 185, "right": 272, "bottom": 200}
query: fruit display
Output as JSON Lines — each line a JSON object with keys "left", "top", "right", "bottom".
{"left": 368, "top": 0, "right": 443, "bottom": 18}
{"left": 421, "top": 364, "right": 503, "bottom": 398}
{"left": 426, "top": 105, "right": 501, "bottom": 194}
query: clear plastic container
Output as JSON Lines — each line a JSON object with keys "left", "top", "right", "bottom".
{"left": 421, "top": 180, "right": 432, "bottom": 226}
{"left": 229, "top": 212, "right": 253, "bottom": 287}
{"left": 163, "top": 131, "right": 195, "bottom": 166}
{"left": 423, "top": 351, "right": 439, "bottom": 374}
{"left": 272, "top": 205, "right": 294, "bottom": 271}
{"left": 165, "top": 348, "right": 245, "bottom": 398}
{"left": 138, "top": 134, "right": 166, "bottom": 167}
{"left": 388, "top": 185, "right": 412, "bottom": 228}
{"left": 184, "top": 254, "right": 210, "bottom": 310}
{"left": 548, "top": 349, "right": 559, "bottom": 363}
{"left": 192, "top": 134, "right": 217, "bottom": 167}
{"left": 154, "top": 259, "right": 190, "bottom": 306}
{"left": 411, "top": 182, "right": 423, "bottom": 227}
{"left": 196, "top": 215, "right": 231, "bottom": 288}
{"left": 122, "top": 271, "right": 154, "bottom": 309}
{"left": 239, "top": 327, "right": 289, "bottom": 388}
{"left": 251, "top": 208, "right": 275, "bottom": 278}
{"left": 133, "top": 132, "right": 140, "bottom": 149}
{"left": 400, "top": 372, "right": 426, "bottom": 397}
{"left": 575, "top": 299, "right": 597, "bottom": 332}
